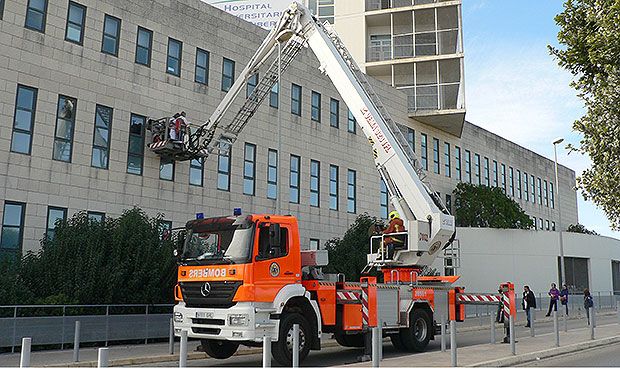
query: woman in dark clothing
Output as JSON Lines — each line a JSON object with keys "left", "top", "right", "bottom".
{"left": 559, "top": 284, "right": 569, "bottom": 315}
{"left": 584, "top": 289, "right": 594, "bottom": 325}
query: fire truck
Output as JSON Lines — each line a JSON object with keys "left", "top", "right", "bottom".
{"left": 150, "top": 2, "right": 514, "bottom": 366}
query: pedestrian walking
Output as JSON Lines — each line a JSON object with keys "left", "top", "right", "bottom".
{"left": 545, "top": 283, "right": 559, "bottom": 317}
{"left": 522, "top": 285, "right": 536, "bottom": 327}
{"left": 559, "top": 284, "right": 569, "bottom": 316}
{"left": 584, "top": 289, "right": 594, "bottom": 325}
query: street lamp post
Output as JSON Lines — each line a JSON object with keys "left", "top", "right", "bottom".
{"left": 553, "top": 138, "right": 566, "bottom": 291}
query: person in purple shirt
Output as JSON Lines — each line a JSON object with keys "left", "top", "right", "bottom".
{"left": 546, "top": 283, "right": 560, "bottom": 317}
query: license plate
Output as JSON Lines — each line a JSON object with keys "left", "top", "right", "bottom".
{"left": 196, "top": 311, "right": 214, "bottom": 319}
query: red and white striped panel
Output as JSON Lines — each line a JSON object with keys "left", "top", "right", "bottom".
{"left": 149, "top": 140, "right": 168, "bottom": 150}
{"left": 361, "top": 287, "right": 369, "bottom": 326}
{"left": 502, "top": 293, "right": 510, "bottom": 319}
{"left": 336, "top": 291, "right": 360, "bottom": 302}
{"left": 457, "top": 294, "right": 502, "bottom": 303}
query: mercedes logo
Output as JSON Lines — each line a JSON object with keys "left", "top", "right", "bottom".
{"left": 200, "top": 282, "right": 211, "bottom": 297}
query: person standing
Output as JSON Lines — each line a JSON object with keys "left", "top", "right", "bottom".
{"left": 559, "top": 284, "right": 569, "bottom": 316}
{"left": 545, "top": 283, "right": 560, "bottom": 317}
{"left": 383, "top": 210, "right": 406, "bottom": 259}
{"left": 522, "top": 285, "right": 537, "bottom": 327}
{"left": 584, "top": 289, "right": 594, "bottom": 325}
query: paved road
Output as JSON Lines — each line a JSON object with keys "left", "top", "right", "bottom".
{"left": 525, "top": 342, "right": 620, "bottom": 367}
{"left": 136, "top": 314, "right": 619, "bottom": 367}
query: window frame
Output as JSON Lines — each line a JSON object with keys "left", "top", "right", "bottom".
{"left": 166, "top": 37, "right": 183, "bottom": 77}
{"left": 509, "top": 167, "right": 514, "bottom": 196}
{"left": 455, "top": 146, "right": 461, "bottom": 181}
{"left": 217, "top": 143, "right": 232, "bottom": 191}
{"left": 347, "top": 169, "right": 357, "bottom": 214}
{"left": 483, "top": 157, "right": 489, "bottom": 186}
{"left": 444, "top": 142, "right": 451, "bottom": 177}
{"left": 246, "top": 73, "right": 259, "bottom": 98}
{"left": 0, "top": 201, "right": 26, "bottom": 255}
{"left": 421, "top": 133, "right": 428, "bottom": 170}
{"left": 464, "top": 150, "right": 471, "bottom": 183}
{"left": 65, "top": 1, "right": 86, "bottom": 45}
{"left": 46, "top": 206, "right": 67, "bottom": 241}
{"left": 159, "top": 157, "right": 175, "bottom": 181}
{"left": 87, "top": 211, "right": 106, "bottom": 223}
{"left": 270, "top": 82, "right": 279, "bottom": 108}
{"left": 311, "top": 91, "right": 321, "bottom": 122}
{"left": 221, "top": 57, "right": 235, "bottom": 91}
{"left": 517, "top": 169, "right": 522, "bottom": 199}
{"left": 243, "top": 143, "right": 256, "bottom": 196}
{"left": 493, "top": 160, "right": 498, "bottom": 187}
{"left": 189, "top": 158, "right": 204, "bottom": 187}
{"left": 101, "top": 14, "right": 121, "bottom": 56}
{"left": 474, "top": 153, "right": 481, "bottom": 185}
{"left": 267, "top": 149, "right": 278, "bottom": 199}
{"left": 310, "top": 159, "right": 320, "bottom": 207}
{"left": 91, "top": 104, "right": 113, "bottom": 169}
{"left": 433, "top": 138, "right": 440, "bottom": 174}
{"left": 380, "top": 179, "right": 388, "bottom": 219}
{"left": 195, "top": 48, "right": 210, "bottom": 84}
{"left": 347, "top": 109, "right": 356, "bottom": 133}
{"left": 135, "top": 26, "right": 153, "bottom": 66}
{"left": 501, "top": 163, "right": 506, "bottom": 192}
{"left": 53, "top": 95, "right": 77, "bottom": 163}
{"left": 523, "top": 172, "right": 529, "bottom": 201}
{"left": 291, "top": 84, "right": 302, "bottom": 116}
{"left": 329, "top": 98, "right": 339, "bottom": 128}
{"left": 127, "top": 113, "right": 146, "bottom": 175}
{"left": 11, "top": 85, "right": 38, "bottom": 155}
{"left": 289, "top": 154, "right": 301, "bottom": 204}
{"left": 329, "top": 164, "right": 339, "bottom": 211}
{"left": 25, "top": 0, "right": 48, "bottom": 33}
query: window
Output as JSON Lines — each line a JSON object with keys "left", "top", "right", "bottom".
{"left": 135, "top": 27, "right": 153, "bottom": 66}
{"left": 493, "top": 160, "right": 498, "bottom": 187}
{"left": 501, "top": 164, "right": 506, "bottom": 192}
{"left": 190, "top": 159, "right": 203, "bottom": 186}
{"left": 247, "top": 73, "right": 258, "bottom": 97}
{"left": 166, "top": 38, "right": 182, "bottom": 76}
{"left": 0, "top": 0, "right": 4, "bottom": 20}
{"left": 309, "top": 238, "right": 320, "bottom": 251}
{"left": 291, "top": 84, "right": 302, "bottom": 116}
{"left": 444, "top": 143, "right": 451, "bottom": 177}
{"left": 531, "top": 175, "right": 536, "bottom": 204}
{"left": 46, "top": 206, "right": 67, "bottom": 241}
{"left": 464, "top": 150, "right": 471, "bottom": 183}
{"left": 330, "top": 98, "right": 339, "bottom": 128}
{"left": 380, "top": 179, "right": 388, "bottom": 219}
{"left": 433, "top": 138, "right": 440, "bottom": 174}
{"left": 91, "top": 105, "right": 112, "bottom": 169}
{"left": 25, "top": 0, "right": 47, "bottom": 32}
{"left": 455, "top": 146, "right": 461, "bottom": 181}
{"left": 517, "top": 170, "right": 522, "bottom": 199}
{"left": 537, "top": 177, "right": 542, "bottom": 204}
{"left": 347, "top": 109, "right": 356, "bottom": 133}
{"left": 160, "top": 157, "right": 175, "bottom": 181}
{"left": 11, "top": 85, "right": 38, "bottom": 155}
{"left": 329, "top": 165, "right": 338, "bottom": 210}
{"left": 101, "top": 15, "right": 121, "bottom": 56}
{"left": 524, "top": 173, "right": 529, "bottom": 201}
{"left": 217, "top": 143, "right": 232, "bottom": 191}
{"left": 53, "top": 95, "right": 77, "bottom": 162}
{"left": 243, "top": 143, "right": 256, "bottom": 195}
{"left": 406, "top": 128, "right": 415, "bottom": 151}
{"left": 267, "top": 149, "right": 278, "bottom": 199}
{"left": 509, "top": 167, "right": 514, "bottom": 196}
{"left": 483, "top": 157, "right": 489, "bottom": 186}
{"left": 421, "top": 134, "right": 428, "bottom": 170}
{"left": 257, "top": 226, "right": 288, "bottom": 260}
{"left": 474, "top": 153, "right": 481, "bottom": 185}
{"left": 544, "top": 180, "right": 549, "bottom": 207}
{"left": 347, "top": 169, "right": 357, "bottom": 213}
{"left": 290, "top": 155, "right": 300, "bottom": 203}
{"left": 552, "top": 221, "right": 556, "bottom": 231}
{"left": 270, "top": 83, "right": 279, "bottom": 108}
{"left": 87, "top": 211, "right": 105, "bottom": 223}
{"left": 546, "top": 219, "right": 550, "bottom": 231}
{"left": 311, "top": 91, "right": 321, "bottom": 122}
{"left": 127, "top": 114, "right": 145, "bottom": 175}
{"left": 221, "top": 57, "right": 235, "bottom": 91}
{"left": 1, "top": 202, "right": 25, "bottom": 258}
{"left": 550, "top": 182, "right": 555, "bottom": 209}
{"left": 445, "top": 194, "right": 452, "bottom": 214}
{"left": 310, "top": 160, "right": 320, "bottom": 206}
{"left": 65, "top": 2, "right": 86, "bottom": 44}
{"left": 194, "top": 48, "right": 209, "bottom": 84}
{"left": 559, "top": 256, "right": 590, "bottom": 291}
{"left": 539, "top": 218, "right": 543, "bottom": 230}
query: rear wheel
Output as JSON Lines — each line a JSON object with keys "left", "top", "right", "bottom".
{"left": 400, "top": 308, "right": 432, "bottom": 352}
{"left": 201, "top": 339, "right": 239, "bottom": 359}
{"left": 272, "top": 313, "right": 311, "bottom": 366}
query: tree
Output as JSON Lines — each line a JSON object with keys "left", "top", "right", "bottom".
{"left": 453, "top": 183, "right": 534, "bottom": 229}
{"left": 567, "top": 223, "right": 598, "bottom": 235}
{"left": 549, "top": 0, "right": 620, "bottom": 230}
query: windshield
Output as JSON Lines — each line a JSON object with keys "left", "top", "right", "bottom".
{"left": 181, "top": 218, "right": 254, "bottom": 265}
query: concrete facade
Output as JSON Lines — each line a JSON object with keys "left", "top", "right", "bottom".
{"left": 0, "top": 0, "right": 577, "bottom": 259}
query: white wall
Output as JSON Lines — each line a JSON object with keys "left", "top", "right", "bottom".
{"left": 435, "top": 228, "right": 620, "bottom": 294}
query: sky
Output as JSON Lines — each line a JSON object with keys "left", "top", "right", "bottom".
{"left": 461, "top": 0, "right": 619, "bottom": 238}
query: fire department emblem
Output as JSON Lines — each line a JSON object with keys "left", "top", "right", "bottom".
{"left": 269, "top": 262, "right": 280, "bottom": 277}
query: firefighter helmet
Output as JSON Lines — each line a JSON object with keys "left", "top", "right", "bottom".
{"left": 388, "top": 210, "right": 400, "bottom": 220}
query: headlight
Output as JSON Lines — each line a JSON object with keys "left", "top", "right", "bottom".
{"left": 174, "top": 312, "right": 184, "bottom": 323}
{"left": 228, "top": 314, "right": 249, "bottom": 326}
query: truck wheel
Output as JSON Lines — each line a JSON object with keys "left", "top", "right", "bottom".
{"left": 400, "top": 308, "right": 432, "bottom": 352}
{"left": 272, "top": 313, "right": 311, "bottom": 366}
{"left": 201, "top": 339, "right": 239, "bottom": 359}
{"left": 390, "top": 334, "right": 406, "bottom": 351}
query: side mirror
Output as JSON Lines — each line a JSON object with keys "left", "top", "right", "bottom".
{"left": 174, "top": 230, "right": 186, "bottom": 259}
{"left": 269, "top": 223, "right": 281, "bottom": 252}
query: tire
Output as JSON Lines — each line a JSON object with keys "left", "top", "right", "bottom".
{"left": 200, "top": 339, "right": 239, "bottom": 359}
{"left": 390, "top": 334, "right": 406, "bottom": 351}
{"left": 272, "top": 313, "right": 312, "bottom": 366}
{"left": 400, "top": 308, "right": 432, "bottom": 352}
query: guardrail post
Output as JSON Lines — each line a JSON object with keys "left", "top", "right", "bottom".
{"left": 509, "top": 315, "right": 515, "bottom": 355}
{"left": 11, "top": 306, "right": 17, "bottom": 353}
{"left": 169, "top": 318, "right": 174, "bottom": 355}
{"left": 450, "top": 320, "right": 457, "bottom": 367}
{"left": 590, "top": 306, "right": 595, "bottom": 340}
{"left": 97, "top": 347, "right": 108, "bottom": 368}
{"left": 530, "top": 309, "right": 535, "bottom": 337}
{"left": 179, "top": 330, "right": 188, "bottom": 368}
{"left": 262, "top": 335, "right": 271, "bottom": 368}
{"left": 145, "top": 305, "right": 149, "bottom": 345}
{"left": 553, "top": 310, "right": 559, "bottom": 347}
{"left": 292, "top": 324, "right": 300, "bottom": 368}
{"left": 19, "top": 337, "right": 31, "bottom": 368}
{"left": 105, "top": 305, "right": 109, "bottom": 347}
{"left": 490, "top": 313, "right": 495, "bottom": 344}
{"left": 563, "top": 310, "right": 568, "bottom": 332}
{"left": 440, "top": 313, "right": 446, "bottom": 351}
{"left": 372, "top": 326, "right": 380, "bottom": 368}
{"left": 73, "top": 321, "right": 80, "bottom": 362}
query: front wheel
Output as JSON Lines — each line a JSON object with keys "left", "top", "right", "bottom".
{"left": 400, "top": 308, "right": 432, "bottom": 352}
{"left": 201, "top": 339, "right": 239, "bottom": 359}
{"left": 272, "top": 313, "right": 311, "bottom": 366}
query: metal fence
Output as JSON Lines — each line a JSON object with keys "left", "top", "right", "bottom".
{"left": 0, "top": 304, "right": 174, "bottom": 351}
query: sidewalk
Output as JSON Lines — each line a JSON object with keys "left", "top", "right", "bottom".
{"left": 346, "top": 323, "right": 620, "bottom": 367}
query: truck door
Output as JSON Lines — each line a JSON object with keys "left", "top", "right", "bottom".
{"left": 253, "top": 222, "right": 299, "bottom": 302}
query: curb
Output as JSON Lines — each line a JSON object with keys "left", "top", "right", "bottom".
{"left": 471, "top": 335, "right": 620, "bottom": 367}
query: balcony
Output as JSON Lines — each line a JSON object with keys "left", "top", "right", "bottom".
{"left": 365, "top": 0, "right": 454, "bottom": 12}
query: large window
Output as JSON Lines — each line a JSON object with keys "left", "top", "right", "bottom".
{"left": 101, "top": 14, "right": 121, "bottom": 56}
{"left": 550, "top": 182, "right": 555, "bottom": 208}
{"left": 501, "top": 164, "right": 506, "bottom": 192}
{"left": 159, "top": 157, "right": 174, "bottom": 181}
{"left": 483, "top": 157, "right": 489, "bottom": 186}
{"left": 195, "top": 48, "right": 209, "bottom": 84}
{"left": 267, "top": 149, "right": 278, "bottom": 199}
{"left": 310, "top": 160, "right": 320, "bottom": 207}
{"left": 189, "top": 159, "right": 203, "bottom": 186}
{"left": 474, "top": 153, "right": 481, "bottom": 185}
{"left": 559, "top": 256, "right": 590, "bottom": 292}
{"left": 166, "top": 38, "right": 182, "bottom": 76}
{"left": 246, "top": 73, "right": 258, "bottom": 97}
{"left": 444, "top": 143, "right": 451, "bottom": 177}
{"left": 509, "top": 167, "right": 514, "bottom": 196}
{"left": 464, "top": 150, "right": 471, "bottom": 183}
{"left": 217, "top": 143, "right": 231, "bottom": 191}
{"left": 91, "top": 105, "right": 112, "bottom": 169}
{"left": 433, "top": 138, "right": 440, "bottom": 174}
{"left": 243, "top": 143, "right": 256, "bottom": 195}
{"left": 25, "top": 0, "right": 48, "bottom": 32}
{"left": 493, "top": 160, "right": 498, "bottom": 187}
{"left": 455, "top": 146, "right": 461, "bottom": 181}
{"left": 127, "top": 114, "right": 145, "bottom": 175}
{"left": 1, "top": 202, "right": 25, "bottom": 258}
{"left": 291, "top": 84, "right": 302, "bottom": 116}
{"left": 329, "top": 165, "right": 338, "bottom": 210}
{"left": 347, "top": 109, "right": 356, "bottom": 133}
{"left": 270, "top": 83, "right": 279, "bottom": 108}
{"left": 517, "top": 170, "right": 522, "bottom": 199}
{"left": 421, "top": 133, "right": 428, "bottom": 170}
{"left": 537, "top": 177, "right": 542, "bottom": 204}
{"left": 221, "top": 57, "right": 235, "bottom": 91}
{"left": 544, "top": 180, "right": 549, "bottom": 207}
{"left": 311, "top": 91, "right": 321, "bottom": 122}
{"left": 135, "top": 27, "right": 153, "bottom": 66}
{"left": 380, "top": 179, "right": 388, "bottom": 219}
{"left": 11, "top": 85, "right": 38, "bottom": 155}
{"left": 347, "top": 169, "right": 356, "bottom": 213}
{"left": 523, "top": 172, "right": 529, "bottom": 201}
{"left": 65, "top": 1, "right": 86, "bottom": 44}
{"left": 330, "top": 98, "right": 339, "bottom": 128}
{"left": 53, "top": 95, "right": 77, "bottom": 162}
{"left": 46, "top": 206, "right": 67, "bottom": 241}
{"left": 290, "top": 155, "right": 300, "bottom": 203}
{"left": 531, "top": 175, "right": 536, "bottom": 204}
